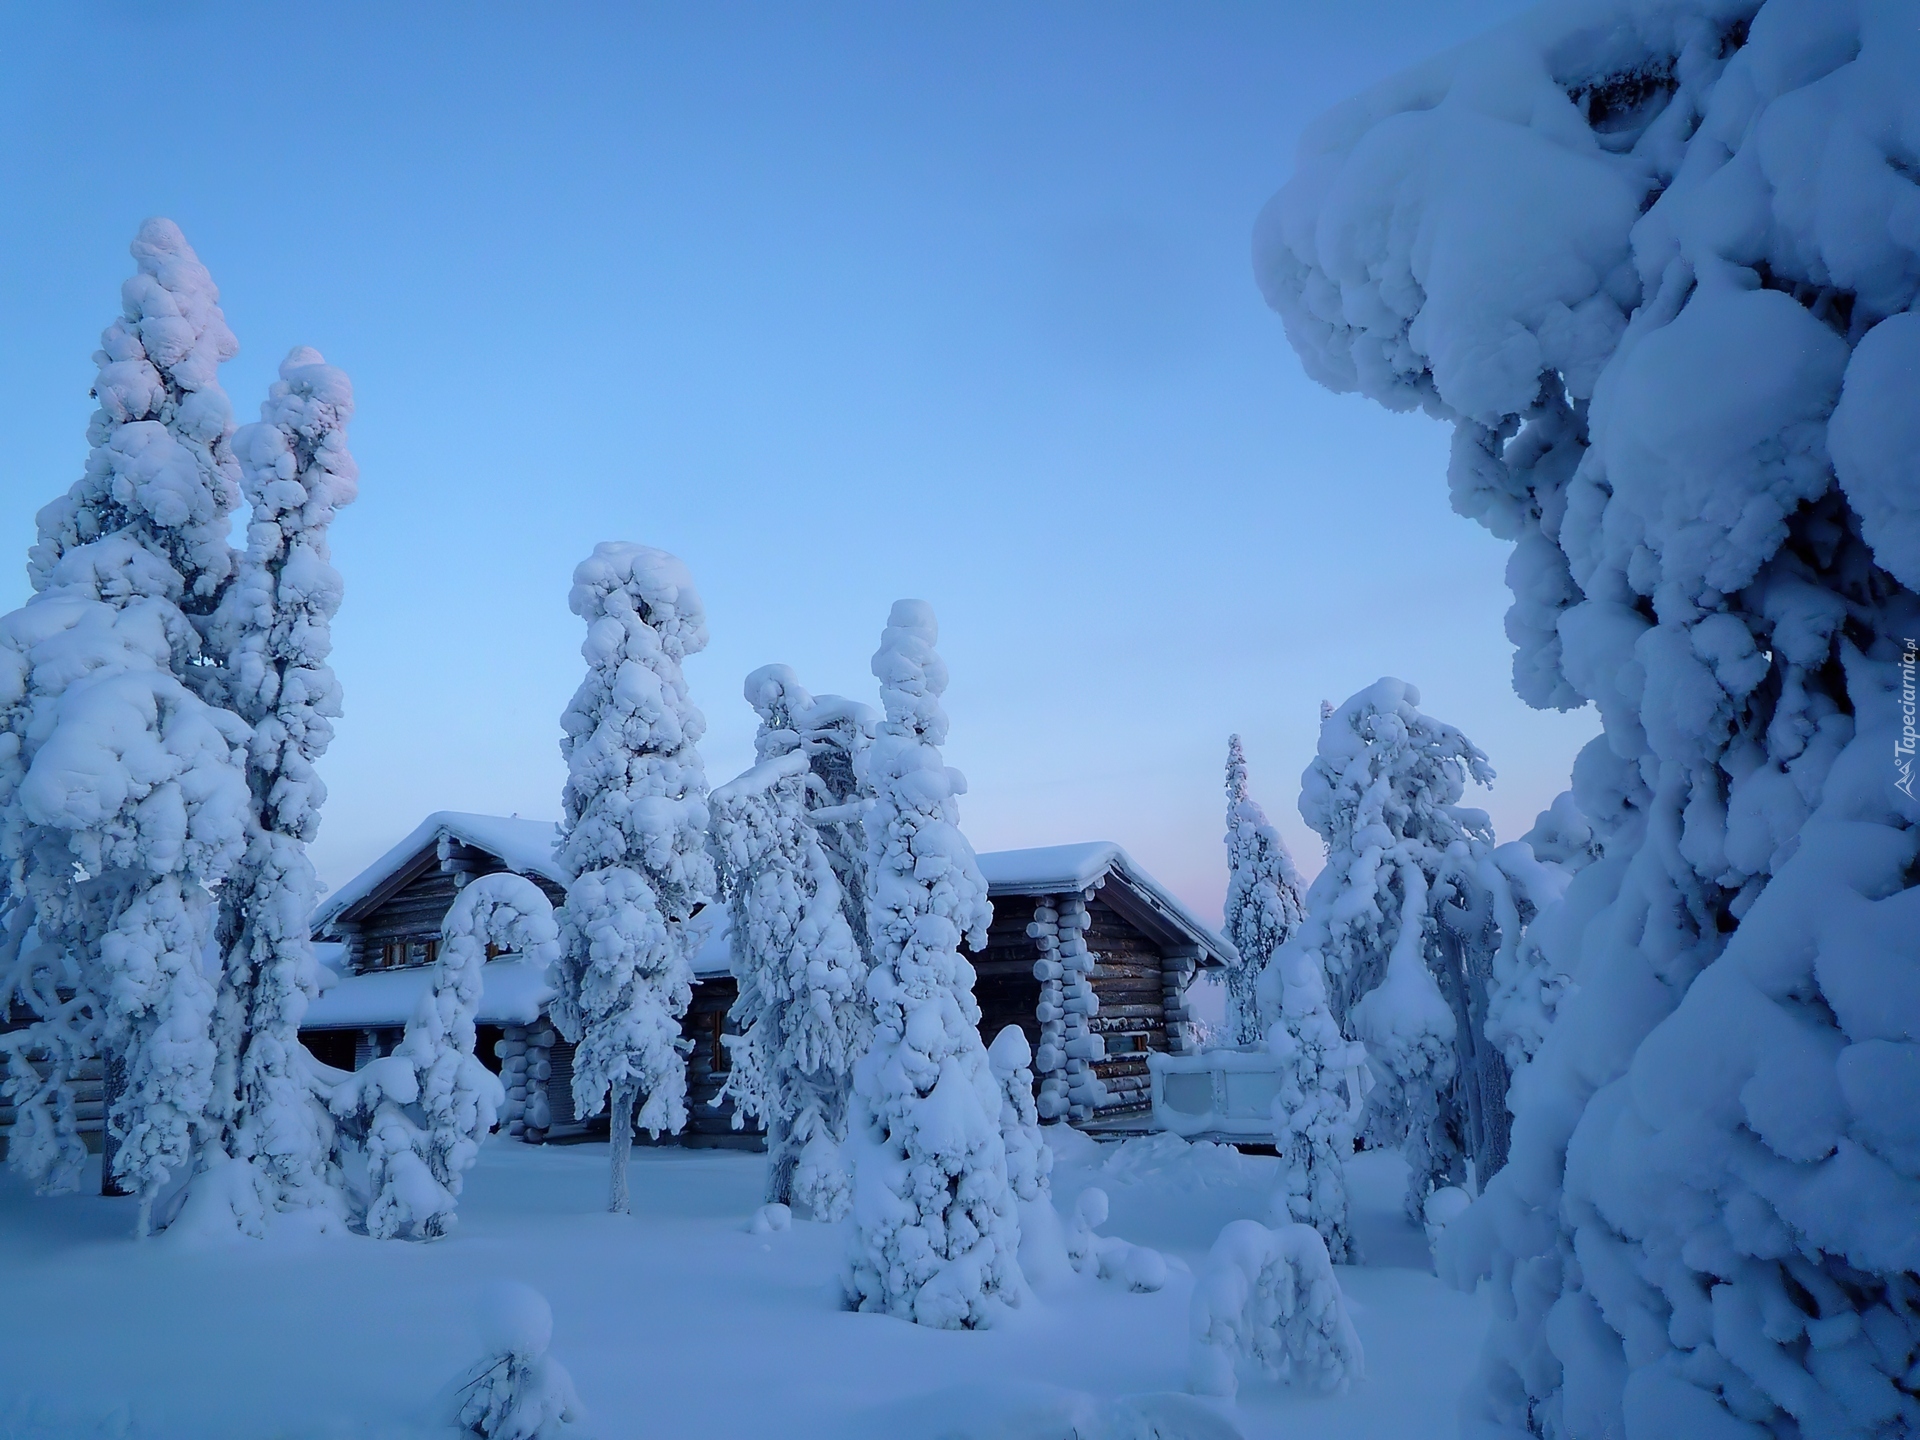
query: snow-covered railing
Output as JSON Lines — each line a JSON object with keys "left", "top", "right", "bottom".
{"left": 1148, "top": 1048, "right": 1286, "bottom": 1140}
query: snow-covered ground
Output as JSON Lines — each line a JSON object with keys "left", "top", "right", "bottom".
{"left": 0, "top": 1131, "right": 1484, "bottom": 1439}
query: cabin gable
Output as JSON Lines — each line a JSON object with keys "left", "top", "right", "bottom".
{"left": 321, "top": 834, "right": 568, "bottom": 974}
{"left": 967, "top": 850, "right": 1216, "bottom": 1127}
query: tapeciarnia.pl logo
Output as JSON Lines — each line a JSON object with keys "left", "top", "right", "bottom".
{"left": 1899, "top": 637, "right": 1917, "bottom": 800}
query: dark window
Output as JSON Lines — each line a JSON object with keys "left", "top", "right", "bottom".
{"left": 708, "top": 1011, "right": 730, "bottom": 1072}
{"left": 474, "top": 1024, "right": 505, "bottom": 1076}
{"left": 301, "top": 1029, "right": 357, "bottom": 1072}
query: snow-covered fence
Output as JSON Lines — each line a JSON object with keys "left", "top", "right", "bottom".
{"left": 1150, "top": 1049, "right": 1285, "bottom": 1141}
{"left": 1188, "top": 1219, "right": 1362, "bottom": 1399}
{"left": 1149, "top": 1048, "right": 1360, "bottom": 1143}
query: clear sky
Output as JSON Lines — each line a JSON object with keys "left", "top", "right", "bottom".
{"left": 0, "top": 2, "right": 1594, "bottom": 927}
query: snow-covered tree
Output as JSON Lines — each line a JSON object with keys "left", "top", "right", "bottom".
{"left": 1187, "top": 1219, "right": 1363, "bottom": 1400}
{"left": 0, "top": 220, "right": 253, "bottom": 1232}
{"left": 1222, "top": 734, "right": 1307, "bottom": 1046}
{"left": 196, "top": 347, "right": 358, "bottom": 1229}
{"left": 1255, "top": 938, "right": 1365, "bottom": 1262}
{"left": 333, "top": 873, "right": 547, "bottom": 1239}
{"left": 551, "top": 542, "right": 714, "bottom": 1215}
{"left": 1479, "top": 809, "right": 1583, "bottom": 1084}
{"left": 1262, "top": 5, "right": 1920, "bottom": 1429}
{"left": 842, "top": 600, "right": 1023, "bottom": 1329}
{"left": 708, "top": 742, "right": 868, "bottom": 1218}
{"left": 742, "top": 663, "right": 876, "bottom": 966}
{"left": 1295, "top": 679, "right": 1508, "bottom": 1218}
{"left": 986, "top": 1024, "right": 1050, "bottom": 1204}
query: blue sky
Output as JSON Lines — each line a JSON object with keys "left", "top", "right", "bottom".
{"left": 0, "top": 2, "right": 1594, "bottom": 925}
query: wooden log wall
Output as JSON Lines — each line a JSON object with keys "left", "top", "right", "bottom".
{"left": 968, "top": 897, "right": 1043, "bottom": 1055}
{"left": 962, "top": 892, "right": 1187, "bottom": 1121}
{"left": 1084, "top": 897, "right": 1173, "bottom": 1114}
{"left": 0, "top": 1040, "right": 105, "bottom": 1158}
{"left": 680, "top": 976, "right": 761, "bottom": 1147}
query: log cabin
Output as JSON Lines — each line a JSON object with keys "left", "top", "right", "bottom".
{"left": 4, "top": 816, "right": 1233, "bottom": 1161}
{"left": 969, "top": 843, "right": 1232, "bottom": 1127}
{"left": 305, "top": 812, "right": 750, "bottom": 1147}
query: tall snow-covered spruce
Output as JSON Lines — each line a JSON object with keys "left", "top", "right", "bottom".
{"left": 198, "top": 347, "right": 359, "bottom": 1230}
{"left": 1295, "top": 680, "right": 1511, "bottom": 1219}
{"left": 843, "top": 601, "right": 1024, "bottom": 1328}
{"left": 0, "top": 220, "right": 252, "bottom": 1232}
{"left": 551, "top": 543, "right": 715, "bottom": 1215}
{"left": 709, "top": 667, "right": 871, "bottom": 1216}
{"left": 1261, "top": 4, "right": 1920, "bottom": 1431}
{"left": 1222, "top": 734, "right": 1307, "bottom": 1046}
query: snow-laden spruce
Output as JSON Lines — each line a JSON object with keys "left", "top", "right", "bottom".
{"left": 843, "top": 601, "right": 1024, "bottom": 1329}
{"left": 196, "top": 347, "right": 359, "bottom": 1230}
{"left": 1261, "top": 4, "right": 1920, "bottom": 1431}
{"left": 708, "top": 732, "right": 868, "bottom": 1218}
{"left": 333, "top": 874, "right": 550, "bottom": 1239}
{"left": 1297, "top": 680, "right": 1522, "bottom": 1219}
{"left": 0, "top": 220, "right": 253, "bottom": 1232}
{"left": 551, "top": 543, "right": 715, "bottom": 1215}
{"left": 1221, "top": 735, "right": 1307, "bottom": 1047}
{"left": 1254, "top": 935, "right": 1365, "bottom": 1263}
{"left": 742, "top": 664, "right": 877, "bottom": 969}
{"left": 1187, "top": 1219, "right": 1363, "bottom": 1400}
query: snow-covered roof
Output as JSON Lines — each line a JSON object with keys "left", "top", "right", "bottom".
{"left": 690, "top": 911, "right": 734, "bottom": 980}
{"left": 312, "top": 811, "right": 565, "bottom": 933}
{"left": 301, "top": 957, "right": 555, "bottom": 1030}
{"left": 977, "top": 842, "right": 1129, "bottom": 895}
{"left": 976, "top": 843, "right": 1235, "bottom": 969}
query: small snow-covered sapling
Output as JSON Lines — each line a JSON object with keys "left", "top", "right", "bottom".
{"left": 454, "top": 1283, "right": 586, "bottom": 1440}
{"left": 1188, "top": 1219, "right": 1362, "bottom": 1400}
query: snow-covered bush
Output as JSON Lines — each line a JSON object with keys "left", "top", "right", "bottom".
{"left": 1222, "top": 735, "right": 1306, "bottom": 1045}
{"left": 1187, "top": 1219, "right": 1363, "bottom": 1400}
{"left": 200, "top": 346, "right": 359, "bottom": 1229}
{"left": 1254, "top": 938, "right": 1366, "bottom": 1262}
{"left": 551, "top": 542, "right": 714, "bottom": 1215}
{"left": 1262, "top": 5, "right": 1920, "bottom": 1430}
{"left": 333, "top": 874, "right": 546, "bottom": 1239}
{"left": 451, "top": 1283, "right": 585, "bottom": 1440}
{"left": 709, "top": 741, "right": 868, "bottom": 1219}
{"left": 843, "top": 600, "right": 1024, "bottom": 1329}
{"left": 987, "top": 1024, "right": 1051, "bottom": 1205}
{"left": 1062, "top": 1186, "right": 1167, "bottom": 1293}
{"left": 0, "top": 221, "right": 254, "bottom": 1231}
{"left": 1295, "top": 679, "right": 1507, "bottom": 1216}
{"left": 1422, "top": 1185, "right": 1472, "bottom": 1264}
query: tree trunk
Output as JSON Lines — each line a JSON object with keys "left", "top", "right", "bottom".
{"left": 609, "top": 1079, "right": 635, "bottom": 1215}
{"left": 99, "top": 1050, "right": 132, "bottom": 1198}
{"left": 765, "top": 1114, "right": 795, "bottom": 1207}
{"left": 1432, "top": 918, "right": 1512, "bottom": 1187}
